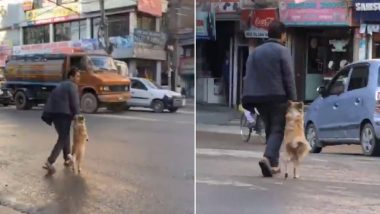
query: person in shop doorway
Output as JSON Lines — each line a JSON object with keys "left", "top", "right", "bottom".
{"left": 222, "top": 53, "right": 230, "bottom": 104}
{"left": 242, "top": 20, "right": 297, "bottom": 177}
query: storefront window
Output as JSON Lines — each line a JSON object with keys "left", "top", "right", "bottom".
{"left": 92, "top": 14, "right": 129, "bottom": 38}
{"left": 54, "top": 20, "right": 87, "bottom": 42}
{"left": 182, "top": 45, "right": 194, "bottom": 57}
{"left": 23, "top": 24, "right": 50, "bottom": 45}
{"left": 372, "top": 34, "right": 380, "bottom": 59}
{"left": 136, "top": 60, "right": 157, "bottom": 83}
{"left": 137, "top": 13, "right": 156, "bottom": 31}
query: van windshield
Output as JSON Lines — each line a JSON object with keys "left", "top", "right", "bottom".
{"left": 89, "top": 56, "right": 117, "bottom": 71}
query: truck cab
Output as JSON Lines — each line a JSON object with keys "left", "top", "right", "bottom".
{"left": 4, "top": 53, "right": 131, "bottom": 113}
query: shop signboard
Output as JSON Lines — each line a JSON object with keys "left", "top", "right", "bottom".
{"left": 279, "top": 0, "right": 351, "bottom": 26}
{"left": 179, "top": 57, "right": 195, "bottom": 75}
{"left": 25, "top": 2, "right": 80, "bottom": 25}
{"left": 211, "top": 0, "right": 240, "bottom": 14}
{"left": 137, "top": 0, "right": 162, "bottom": 17}
{"left": 196, "top": 10, "right": 216, "bottom": 40}
{"left": 353, "top": 0, "right": 380, "bottom": 22}
{"left": 134, "top": 29, "right": 167, "bottom": 48}
{"left": 240, "top": 0, "right": 279, "bottom": 9}
{"left": 23, "top": 0, "right": 33, "bottom": 11}
{"left": 241, "top": 9, "right": 277, "bottom": 38}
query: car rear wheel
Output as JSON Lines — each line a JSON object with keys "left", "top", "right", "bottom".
{"left": 360, "top": 123, "right": 380, "bottom": 156}
{"left": 15, "top": 91, "right": 32, "bottom": 110}
{"left": 169, "top": 107, "right": 178, "bottom": 113}
{"left": 306, "top": 123, "right": 322, "bottom": 153}
{"left": 152, "top": 100, "right": 164, "bottom": 113}
{"left": 81, "top": 93, "right": 98, "bottom": 114}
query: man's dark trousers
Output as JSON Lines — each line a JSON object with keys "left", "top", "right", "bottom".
{"left": 248, "top": 102, "right": 287, "bottom": 167}
{"left": 47, "top": 115, "right": 72, "bottom": 164}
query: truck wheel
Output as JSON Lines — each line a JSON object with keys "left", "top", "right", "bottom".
{"left": 15, "top": 91, "right": 32, "bottom": 110}
{"left": 107, "top": 102, "right": 126, "bottom": 113}
{"left": 81, "top": 93, "right": 98, "bottom": 113}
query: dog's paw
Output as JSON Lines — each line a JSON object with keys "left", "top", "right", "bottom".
{"left": 293, "top": 175, "right": 300, "bottom": 179}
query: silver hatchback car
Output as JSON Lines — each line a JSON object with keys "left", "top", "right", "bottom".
{"left": 305, "top": 60, "right": 380, "bottom": 156}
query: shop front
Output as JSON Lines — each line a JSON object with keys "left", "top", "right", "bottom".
{"left": 353, "top": 0, "right": 380, "bottom": 60}
{"left": 239, "top": 8, "right": 278, "bottom": 104}
{"left": 196, "top": 0, "right": 240, "bottom": 106}
{"left": 279, "top": 0, "right": 354, "bottom": 102}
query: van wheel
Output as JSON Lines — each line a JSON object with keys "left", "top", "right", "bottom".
{"left": 360, "top": 123, "right": 380, "bottom": 156}
{"left": 81, "top": 93, "right": 98, "bottom": 113}
{"left": 152, "top": 100, "right": 164, "bottom": 113}
{"left": 15, "top": 91, "right": 32, "bottom": 110}
{"left": 306, "top": 123, "right": 322, "bottom": 153}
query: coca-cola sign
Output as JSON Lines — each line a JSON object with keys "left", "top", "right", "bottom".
{"left": 240, "top": 9, "right": 277, "bottom": 38}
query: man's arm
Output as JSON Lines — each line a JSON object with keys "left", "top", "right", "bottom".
{"left": 281, "top": 48, "right": 297, "bottom": 101}
{"left": 69, "top": 83, "right": 81, "bottom": 115}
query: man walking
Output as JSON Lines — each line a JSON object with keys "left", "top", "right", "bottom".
{"left": 42, "top": 67, "right": 81, "bottom": 175}
{"left": 242, "top": 20, "right": 297, "bottom": 177}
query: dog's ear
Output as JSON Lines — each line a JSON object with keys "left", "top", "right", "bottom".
{"left": 287, "top": 100, "right": 293, "bottom": 108}
{"left": 296, "top": 102, "right": 304, "bottom": 112}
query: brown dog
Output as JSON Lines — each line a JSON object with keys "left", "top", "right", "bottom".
{"left": 72, "top": 115, "right": 89, "bottom": 174}
{"left": 283, "top": 101, "right": 311, "bottom": 179}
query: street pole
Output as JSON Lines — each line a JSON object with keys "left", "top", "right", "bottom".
{"left": 99, "top": 0, "right": 111, "bottom": 54}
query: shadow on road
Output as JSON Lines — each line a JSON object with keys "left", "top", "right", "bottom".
{"left": 38, "top": 169, "right": 89, "bottom": 214}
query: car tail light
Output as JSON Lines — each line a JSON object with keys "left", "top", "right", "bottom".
{"left": 376, "top": 91, "right": 380, "bottom": 113}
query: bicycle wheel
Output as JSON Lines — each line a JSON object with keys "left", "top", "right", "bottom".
{"left": 240, "top": 113, "right": 252, "bottom": 142}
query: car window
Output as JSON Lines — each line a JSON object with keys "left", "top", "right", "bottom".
{"left": 328, "top": 68, "right": 350, "bottom": 96}
{"left": 347, "top": 65, "right": 369, "bottom": 91}
{"left": 131, "top": 80, "right": 147, "bottom": 90}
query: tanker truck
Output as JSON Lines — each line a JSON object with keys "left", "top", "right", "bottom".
{"left": 4, "top": 53, "right": 131, "bottom": 113}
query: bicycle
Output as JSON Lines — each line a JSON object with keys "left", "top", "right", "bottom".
{"left": 238, "top": 104, "right": 265, "bottom": 143}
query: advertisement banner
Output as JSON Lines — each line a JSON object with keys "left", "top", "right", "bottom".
{"left": 241, "top": 9, "right": 277, "bottom": 38}
{"left": 138, "top": 0, "right": 162, "bottom": 17}
{"left": 196, "top": 10, "right": 216, "bottom": 40}
{"left": 240, "top": 0, "right": 279, "bottom": 9}
{"left": 279, "top": 0, "right": 350, "bottom": 26}
{"left": 25, "top": 2, "right": 80, "bottom": 23}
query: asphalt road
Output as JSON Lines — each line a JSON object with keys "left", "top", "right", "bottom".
{"left": 197, "top": 131, "right": 380, "bottom": 214}
{"left": 0, "top": 106, "right": 194, "bottom": 214}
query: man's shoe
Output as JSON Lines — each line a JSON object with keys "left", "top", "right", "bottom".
{"left": 43, "top": 161, "right": 56, "bottom": 175}
{"left": 258, "top": 157, "right": 273, "bottom": 177}
{"left": 271, "top": 166, "right": 281, "bottom": 175}
{"left": 64, "top": 154, "right": 74, "bottom": 167}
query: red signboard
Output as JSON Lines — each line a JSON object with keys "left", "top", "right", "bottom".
{"left": 138, "top": 0, "right": 162, "bottom": 17}
{"left": 240, "top": 9, "right": 277, "bottom": 38}
{"left": 241, "top": 9, "right": 277, "bottom": 29}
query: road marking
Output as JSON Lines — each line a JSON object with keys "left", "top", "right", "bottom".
{"left": 0, "top": 124, "right": 19, "bottom": 128}
{"left": 90, "top": 114, "right": 194, "bottom": 125}
{"left": 197, "top": 148, "right": 263, "bottom": 159}
{"left": 177, "top": 110, "right": 194, "bottom": 115}
{"left": 197, "top": 177, "right": 267, "bottom": 191}
{"left": 309, "top": 157, "right": 328, "bottom": 162}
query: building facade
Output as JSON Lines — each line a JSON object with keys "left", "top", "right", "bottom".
{"left": 1, "top": 0, "right": 169, "bottom": 86}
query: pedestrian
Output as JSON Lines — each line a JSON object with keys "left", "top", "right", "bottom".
{"left": 41, "top": 67, "right": 81, "bottom": 175}
{"left": 242, "top": 20, "right": 297, "bottom": 177}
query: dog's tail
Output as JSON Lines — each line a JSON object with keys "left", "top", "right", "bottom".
{"left": 290, "top": 138, "right": 311, "bottom": 159}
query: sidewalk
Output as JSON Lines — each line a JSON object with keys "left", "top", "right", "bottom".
{"left": 196, "top": 103, "right": 310, "bottom": 135}
{"left": 196, "top": 103, "right": 241, "bottom": 135}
